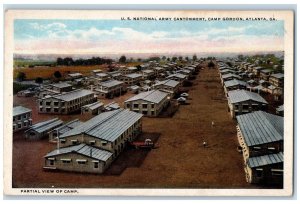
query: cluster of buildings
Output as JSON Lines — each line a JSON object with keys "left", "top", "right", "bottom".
{"left": 15, "top": 56, "right": 285, "bottom": 186}
{"left": 14, "top": 59, "right": 201, "bottom": 174}
{"left": 217, "top": 59, "right": 284, "bottom": 186}
{"left": 87, "top": 61, "right": 197, "bottom": 99}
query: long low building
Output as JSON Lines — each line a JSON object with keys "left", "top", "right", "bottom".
{"left": 44, "top": 109, "right": 143, "bottom": 174}
{"left": 223, "top": 79, "right": 248, "bottom": 96}
{"left": 25, "top": 118, "right": 63, "bottom": 140}
{"left": 94, "top": 80, "right": 124, "bottom": 99}
{"left": 58, "top": 109, "right": 142, "bottom": 157}
{"left": 48, "top": 119, "right": 82, "bottom": 142}
{"left": 227, "top": 90, "right": 268, "bottom": 118}
{"left": 13, "top": 106, "right": 32, "bottom": 132}
{"left": 153, "top": 79, "right": 180, "bottom": 97}
{"left": 44, "top": 143, "right": 114, "bottom": 173}
{"left": 246, "top": 152, "right": 283, "bottom": 185}
{"left": 124, "top": 90, "right": 169, "bottom": 117}
{"left": 81, "top": 101, "right": 104, "bottom": 116}
{"left": 236, "top": 111, "right": 283, "bottom": 184}
{"left": 38, "top": 89, "right": 96, "bottom": 114}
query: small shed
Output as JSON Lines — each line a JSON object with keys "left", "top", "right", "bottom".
{"left": 81, "top": 101, "right": 104, "bottom": 115}
{"left": 104, "top": 102, "right": 120, "bottom": 112}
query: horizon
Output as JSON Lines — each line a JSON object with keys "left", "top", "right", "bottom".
{"left": 14, "top": 51, "right": 284, "bottom": 61}
{"left": 14, "top": 19, "right": 284, "bottom": 56}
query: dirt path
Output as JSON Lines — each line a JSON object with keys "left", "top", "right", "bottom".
{"left": 12, "top": 64, "right": 252, "bottom": 188}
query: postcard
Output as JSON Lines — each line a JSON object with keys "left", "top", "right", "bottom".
{"left": 4, "top": 10, "right": 294, "bottom": 196}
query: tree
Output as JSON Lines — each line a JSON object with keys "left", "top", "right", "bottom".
{"left": 178, "top": 56, "right": 183, "bottom": 61}
{"left": 167, "top": 57, "right": 170, "bottom": 61}
{"left": 226, "top": 62, "right": 233, "bottom": 67}
{"left": 119, "top": 55, "right": 126, "bottom": 63}
{"left": 16, "top": 72, "right": 26, "bottom": 81}
{"left": 192, "top": 54, "right": 197, "bottom": 61}
{"left": 35, "top": 77, "right": 43, "bottom": 84}
{"left": 162, "top": 56, "right": 166, "bottom": 61}
{"left": 185, "top": 56, "right": 189, "bottom": 61}
{"left": 237, "top": 55, "right": 244, "bottom": 60}
{"left": 136, "top": 65, "right": 142, "bottom": 71}
{"left": 53, "top": 71, "right": 62, "bottom": 79}
{"left": 171, "top": 57, "right": 178, "bottom": 62}
{"left": 208, "top": 61, "right": 215, "bottom": 69}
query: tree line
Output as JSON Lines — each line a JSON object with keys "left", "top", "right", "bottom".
{"left": 57, "top": 57, "right": 113, "bottom": 66}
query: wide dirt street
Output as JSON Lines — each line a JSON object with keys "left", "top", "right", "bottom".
{"left": 13, "top": 63, "right": 253, "bottom": 188}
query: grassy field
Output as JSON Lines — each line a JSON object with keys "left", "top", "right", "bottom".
{"left": 13, "top": 62, "right": 146, "bottom": 80}
{"left": 13, "top": 65, "right": 110, "bottom": 80}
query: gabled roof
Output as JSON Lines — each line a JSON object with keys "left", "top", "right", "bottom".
{"left": 124, "top": 90, "right": 168, "bottom": 104}
{"left": 167, "top": 73, "right": 187, "bottom": 79}
{"left": 68, "top": 73, "right": 82, "bottom": 77}
{"left": 236, "top": 111, "right": 283, "bottom": 146}
{"left": 222, "top": 73, "right": 241, "bottom": 79}
{"left": 154, "top": 67, "right": 164, "bottom": 70}
{"left": 100, "top": 80, "right": 123, "bottom": 88}
{"left": 96, "top": 73, "right": 108, "bottom": 77}
{"left": 228, "top": 90, "right": 267, "bottom": 104}
{"left": 50, "top": 82, "right": 72, "bottom": 89}
{"left": 82, "top": 101, "right": 104, "bottom": 110}
{"left": 154, "top": 79, "right": 179, "bottom": 88}
{"left": 276, "top": 104, "right": 284, "bottom": 112}
{"left": 179, "top": 69, "right": 191, "bottom": 74}
{"left": 247, "top": 152, "right": 283, "bottom": 168}
{"left": 53, "top": 119, "right": 82, "bottom": 135}
{"left": 142, "top": 69, "right": 154, "bottom": 74}
{"left": 92, "top": 69, "right": 102, "bottom": 73}
{"left": 104, "top": 102, "right": 120, "bottom": 111}
{"left": 270, "top": 73, "right": 284, "bottom": 79}
{"left": 127, "top": 67, "right": 137, "bottom": 70}
{"left": 125, "top": 73, "right": 143, "bottom": 78}
{"left": 224, "top": 79, "right": 247, "bottom": 88}
{"left": 260, "top": 69, "right": 272, "bottom": 74}
{"left": 44, "top": 143, "right": 113, "bottom": 162}
{"left": 13, "top": 106, "right": 32, "bottom": 116}
{"left": 27, "top": 118, "right": 63, "bottom": 133}
{"left": 220, "top": 69, "right": 235, "bottom": 73}
{"left": 252, "top": 66, "right": 263, "bottom": 70}
{"left": 60, "top": 109, "right": 142, "bottom": 142}
{"left": 52, "top": 89, "right": 94, "bottom": 102}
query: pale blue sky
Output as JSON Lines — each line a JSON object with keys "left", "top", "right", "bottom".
{"left": 14, "top": 19, "right": 284, "bottom": 54}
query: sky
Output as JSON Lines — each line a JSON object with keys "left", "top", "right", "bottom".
{"left": 14, "top": 19, "right": 284, "bottom": 56}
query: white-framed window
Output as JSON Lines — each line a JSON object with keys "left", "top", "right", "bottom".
{"left": 71, "top": 139, "right": 78, "bottom": 145}
{"left": 61, "top": 159, "right": 72, "bottom": 163}
{"left": 76, "top": 159, "right": 87, "bottom": 164}
{"left": 271, "top": 169, "right": 283, "bottom": 176}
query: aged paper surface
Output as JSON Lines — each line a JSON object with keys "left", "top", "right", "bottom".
{"left": 4, "top": 10, "right": 294, "bottom": 196}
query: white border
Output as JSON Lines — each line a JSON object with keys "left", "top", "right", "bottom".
{"left": 2, "top": 7, "right": 296, "bottom": 198}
